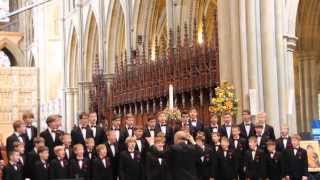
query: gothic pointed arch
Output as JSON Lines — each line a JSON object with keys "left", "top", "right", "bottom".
{"left": 67, "top": 26, "right": 79, "bottom": 88}
{"left": 0, "top": 38, "right": 25, "bottom": 66}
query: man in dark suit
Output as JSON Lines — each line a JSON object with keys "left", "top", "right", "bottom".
{"left": 243, "top": 136, "right": 267, "bottom": 180}
{"left": 155, "top": 111, "right": 174, "bottom": 145}
{"left": 204, "top": 113, "right": 222, "bottom": 145}
{"left": 89, "top": 111, "right": 105, "bottom": 145}
{"left": 49, "top": 145, "right": 69, "bottom": 179}
{"left": 144, "top": 115, "right": 157, "bottom": 138}
{"left": 2, "top": 151, "right": 23, "bottom": 180}
{"left": 32, "top": 146, "right": 49, "bottom": 180}
{"left": 276, "top": 124, "right": 293, "bottom": 152}
{"left": 166, "top": 131, "right": 203, "bottom": 180}
{"left": 22, "top": 111, "right": 38, "bottom": 152}
{"left": 220, "top": 112, "right": 233, "bottom": 139}
{"left": 91, "top": 144, "right": 113, "bottom": 180}
{"left": 266, "top": 140, "right": 285, "bottom": 180}
{"left": 283, "top": 134, "right": 308, "bottom": 180}
{"left": 256, "top": 112, "right": 276, "bottom": 140}
{"left": 146, "top": 136, "right": 170, "bottom": 180}
{"left": 105, "top": 130, "right": 120, "bottom": 180}
{"left": 188, "top": 108, "right": 204, "bottom": 137}
{"left": 239, "top": 110, "right": 255, "bottom": 139}
{"left": 6, "top": 120, "right": 27, "bottom": 153}
{"left": 255, "top": 124, "right": 271, "bottom": 152}
{"left": 71, "top": 112, "right": 94, "bottom": 146}
{"left": 119, "top": 136, "right": 144, "bottom": 180}
{"left": 40, "top": 114, "right": 64, "bottom": 159}
{"left": 119, "top": 113, "right": 136, "bottom": 150}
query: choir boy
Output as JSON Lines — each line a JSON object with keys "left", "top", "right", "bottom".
{"left": 256, "top": 112, "right": 276, "bottom": 140}
{"left": 89, "top": 111, "right": 105, "bottom": 145}
{"left": 119, "top": 114, "right": 136, "bottom": 149}
{"left": 40, "top": 115, "right": 64, "bottom": 159}
{"left": 195, "top": 132, "right": 215, "bottom": 180}
{"left": 239, "top": 110, "right": 255, "bottom": 139}
{"left": 230, "top": 125, "right": 247, "bottom": 180}
{"left": 266, "top": 140, "right": 285, "bottom": 180}
{"left": 32, "top": 146, "right": 49, "bottom": 180}
{"left": 243, "top": 136, "right": 267, "bottom": 180}
{"left": 220, "top": 112, "right": 233, "bottom": 139}
{"left": 49, "top": 145, "right": 69, "bottom": 179}
{"left": 13, "top": 142, "right": 26, "bottom": 179}
{"left": 61, "top": 133, "right": 73, "bottom": 160}
{"left": 146, "top": 136, "right": 170, "bottom": 180}
{"left": 91, "top": 144, "right": 113, "bottom": 180}
{"left": 215, "top": 137, "right": 239, "bottom": 180}
{"left": 276, "top": 124, "right": 292, "bottom": 152}
{"left": 6, "top": 120, "right": 27, "bottom": 153}
{"left": 105, "top": 130, "right": 120, "bottom": 180}
{"left": 134, "top": 125, "right": 149, "bottom": 160}
{"left": 110, "top": 115, "right": 121, "bottom": 141}
{"left": 155, "top": 111, "right": 174, "bottom": 145}
{"left": 204, "top": 113, "right": 221, "bottom": 145}
{"left": 2, "top": 151, "right": 23, "bottom": 180}
{"left": 71, "top": 112, "right": 94, "bottom": 146}
{"left": 211, "top": 132, "right": 222, "bottom": 153}
{"left": 254, "top": 124, "right": 269, "bottom": 152}
{"left": 144, "top": 115, "right": 157, "bottom": 138}
{"left": 284, "top": 134, "right": 308, "bottom": 180}
{"left": 84, "top": 138, "right": 97, "bottom": 161}
{"left": 26, "top": 137, "right": 45, "bottom": 179}
{"left": 22, "top": 111, "right": 37, "bottom": 152}
{"left": 189, "top": 108, "right": 204, "bottom": 136}
{"left": 180, "top": 110, "right": 190, "bottom": 130}
{"left": 69, "top": 144, "right": 91, "bottom": 180}
{"left": 119, "top": 136, "right": 144, "bottom": 180}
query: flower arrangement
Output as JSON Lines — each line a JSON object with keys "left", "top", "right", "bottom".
{"left": 163, "top": 107, "right": 182, "bottom": 121}
{"left": 209, "top": 81, "right": 239, "bottom": 116}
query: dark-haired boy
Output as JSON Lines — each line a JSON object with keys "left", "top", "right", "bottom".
{"left": 33, "top": 146, "right": 50, "bottom": 180}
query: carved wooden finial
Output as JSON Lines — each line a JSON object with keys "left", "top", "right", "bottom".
{"left": 124, "top": 51, "right": 127, "bottom": 71}
{"left": 155, "top": 37, "right": 160, "bottom": 61}
{"left": 183, "top": 22, "right": 189, "bottom": 47}
{"left": 148, "top": 40, "right": 152, "bottom": 63}
{"left": 193, "top": 18, "right": 198, "bottom": 46}
{"left": 160, "top": 35, "right": 166, "bottom": 58}
{"left": 115, "top": 55, "right": 119, "bottom": 74}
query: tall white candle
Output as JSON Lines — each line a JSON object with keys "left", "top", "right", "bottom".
{"left": 169, "top": 84, "right": 174, "bottom": 109}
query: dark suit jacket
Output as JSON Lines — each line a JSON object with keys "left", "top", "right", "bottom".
{"left": 239, "top": 122, "right": 255, "bottom": 139}
{"left": 91, "top": 157, "right": 113, "bottom": 180}
{"left": 71, "top": 126, "right": 94, "bottom": 146}
{"left": 40, "top": 129, "right": 64, "bottom": 158}
{"left": 143, "top": 127, "right": 156, "bottom": 138}
{"left": 283, "top": 147, "right": 308, "bottom": 178}
{"left": 220, "top": 124, "right": 232, "bottom": 139}
{"left": 25, "top": 125, "right": 37, "bottom": 152}
{"left": 145, "top": 146, "right": 171, "bottom": 180}
{"left": 134, "top": 138, "right": 149, "bottom": 162}
{"left": 256, "top": 134, "right": 270, "bottom": 152}
{"left": 33, "top": 160, "right": 49, "bottom": 180}
{"left": 166, "top": 143, "right": 203, "bottom": 180}
{"left": 263, "top": 124, "right": 276, "bottom": 140}
{"left": 84, "top": 149, "right": 97, "bottom": 161}
{"left": 266, "top": 151, "right": 285, "bottom": 180}
{"left": 69, "top": 158, "right": 91, "bottom": 180}
{"left": 119, "top": 151, "right": 144, "bottom": 180}
{"left": 26, "top": 149, "right": 39, "bottom": 178}
{"left": 6, "top": 133, "right": 27, "bottom": 153}
{"left": 119, "top": 127, "right": 133, "bottom": 151}
{"left": 204, "top": 125, "right": 222, "bottom": 145}
{"left": 106, "top": 142, "right": 120, "bottom": 180}
{"left": 276, "top": 136, "right": 293, "bottom": 152}
{"left": 243, "top": 148, "right": 267, "bottom": 179}
{"left": 215, "top": 149, "right": 239, "bottom": 180}
{"left": 91, "top": 125, "right": 105, "bottom": 145}
{"left": 49, "top": 158, "right": 70, "bottom": 179}
{"left": 155, "top": 124, "right": 174, "bottom": 145}
{"left": 188, "top": 120, "right": 204, "bottom": 137}
{"left": 196, "top": 145, "right": 215, "bottom": 180}
{"left": 2, "top": 163, "right": 23, "bottom": 180}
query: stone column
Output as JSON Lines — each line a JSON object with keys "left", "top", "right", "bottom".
{"left": 246, "top": 0, "right": 263, "bottom": 113}
{"left": 261, "top": 0, "right": 280, "bottom": 136}
{"left": 65, "top": 87, "right": 78, "bottom": 132}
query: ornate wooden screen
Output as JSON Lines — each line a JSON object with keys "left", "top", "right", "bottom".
{"left": 107, "top": 16, "right": 220, "bottom": 125}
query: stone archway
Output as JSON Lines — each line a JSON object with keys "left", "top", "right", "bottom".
{"left": 294, "top": 0, "right": 320, "bottom": 132}
{"left": 0, "top": 32, "right": 25, "bottom": 66}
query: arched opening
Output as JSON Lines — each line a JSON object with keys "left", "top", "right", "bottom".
{"left": 295, "top": 0, "right": 320, "bottom": 132}
{"left": 0, "top": 48, "right": 16, "bottom": 67}
{"left": 106, "top": 0, "right": 126, "bottom": 73}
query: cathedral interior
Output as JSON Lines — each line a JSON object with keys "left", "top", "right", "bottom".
{"left": 0, "top": 0, "right": 319, "bottom": 139}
